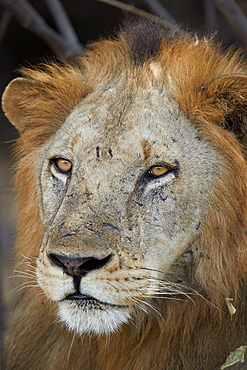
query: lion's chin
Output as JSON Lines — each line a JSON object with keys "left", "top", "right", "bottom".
{"left": 57, "top": 298, "right": 132, "bottom": 336}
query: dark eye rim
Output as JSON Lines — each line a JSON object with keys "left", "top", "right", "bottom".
{"left": 143, "top": 161, "right": 179, "bottom": 181}
{"left": 49, "top": 157, "right": 73, "bottom": 175}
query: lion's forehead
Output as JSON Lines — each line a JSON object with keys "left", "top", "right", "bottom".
{"left": 49, "top": 86, "right": 212, "bottom": 168}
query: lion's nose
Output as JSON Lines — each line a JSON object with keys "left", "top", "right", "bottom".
{"left": 48, "top": 253, "right": 112, "bottom": 277}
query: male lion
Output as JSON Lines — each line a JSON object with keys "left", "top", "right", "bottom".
{"left": 2, "top": 19, "right": 247, "bottom": 369}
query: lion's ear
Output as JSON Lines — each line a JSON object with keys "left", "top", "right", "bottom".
{"left": 2, "top": 77, "right": 42, "bottom": 133}
{"left": 204, "top": 75, "right": 247, "bottom": 146}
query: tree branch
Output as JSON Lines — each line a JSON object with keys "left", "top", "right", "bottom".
{"left": 141, "top": 0, "right": 176, "bottom": 24}
{"left": 44, "top": 0, "right": 81, "bottom": 47}
{"left": 0, "top": 0, "right": 83, "bottom": 58}
{"left": 203, "top": 0, "right": 218, "bottom": 30}
{"left": 96, "top": 0, "right": 177, "bottom": 30}
{"left": 0, "top": 9, "right": 11, "bottom": 44}
{"left": 212, "top": 0, "right": 247, "bottom": 44}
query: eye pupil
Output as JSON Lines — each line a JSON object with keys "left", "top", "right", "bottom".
{"left": 53, "top": 158, "right": 72, "bottom": 174}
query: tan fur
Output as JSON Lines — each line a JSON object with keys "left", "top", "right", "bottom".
{"left": 2, "top": 22, "right": 247, "bottom": 369}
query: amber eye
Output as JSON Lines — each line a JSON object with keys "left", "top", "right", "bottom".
{"left": 51, "top": 158, "right": 72, "bottom": 174}
{"left": 146, "top": 165, "right": 169, "bottom": 178}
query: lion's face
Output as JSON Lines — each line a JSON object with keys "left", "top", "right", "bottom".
{"left": 36, "top": 85, "right": 220, "bottom": 335}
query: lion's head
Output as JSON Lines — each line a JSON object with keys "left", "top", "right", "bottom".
{"left": 3, "top": 20, "right": 247, "bottom": 369}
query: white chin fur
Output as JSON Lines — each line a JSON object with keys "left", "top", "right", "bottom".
{"left": 58, "top": 300, "right": 131, "bottom": 336}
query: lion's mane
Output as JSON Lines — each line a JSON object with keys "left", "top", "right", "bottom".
{"left": 3, "top": 19, "right": 247, "bottom": 369}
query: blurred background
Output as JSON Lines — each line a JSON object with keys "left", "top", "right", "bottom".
{"left": 0, "top": 0, "right": 247, "bottom": 361}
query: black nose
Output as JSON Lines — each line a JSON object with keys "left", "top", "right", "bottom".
{"left": 48, "top": 253, "right": 112, "bottom": 277}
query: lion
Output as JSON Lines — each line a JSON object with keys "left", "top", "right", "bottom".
{"left": 2, "top": 19, "right": 247, "bottom": 369}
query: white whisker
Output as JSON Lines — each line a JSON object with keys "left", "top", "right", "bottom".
{"left": 15, "top": 284, "right": 40, "bottom": 292}
{"left": 13, "top": 270, "right": 36, "bottom": 278}
{"left": 140, "top": 300, "right": 164, "bottom": 321}
{"left": 67, "top": 332, "right": 76, "bottom": 362}
{"left": 37, "top": 293, "right": 48, "bottom": 302}
{"left": 20, "top": 252, "right": 38, "bottom": 262}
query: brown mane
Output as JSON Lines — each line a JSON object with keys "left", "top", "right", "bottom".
{"left": 3, "top": 20, "right": 247, "bottom": 369}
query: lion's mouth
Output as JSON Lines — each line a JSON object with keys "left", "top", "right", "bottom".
{"left": 64, "top": 293, "right": 128, "bottom": 309}
{"left": 64, "top": 293, "right": 102, "bottom": 308}
{"left": 65, "top": 293, "right": 95, "bottom": 301}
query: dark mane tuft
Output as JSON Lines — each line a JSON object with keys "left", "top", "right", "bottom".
{"left": 121, "top": 18, "right": 167, "bottom": 65}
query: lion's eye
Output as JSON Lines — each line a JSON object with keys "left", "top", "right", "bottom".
{"left": 50, "top": 158, "right": 72, "bottom": 175}
{"left": 146, "top": 165, "right": 169, "bottom": 178}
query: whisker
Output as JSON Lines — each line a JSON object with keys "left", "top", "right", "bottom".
{"left": 52, "top": 317, "right": 61, "bottom": 325}
{"left": 135, "top": 276, "right": 201, "bottom": 306}
{"left": 131, "top": 298, "right": 149, "bottom": 315}
{"left": 10, "top": 275, "right": 37, "bottom": 281}
{"left": 13, "top": 270, "right": 36, "bottom": 278}
{"left": 15, "top": 261, "right": 36, "bottom": 268}
{"left": 15, "top": 284, "right": 40, "bottom": 292}
{"left": 20, "top": 252, "right": 38, "bottom": 261}
{"left": 140, "top": 267, "right": 166, "bottom": 275}
{"left": 13, "top": 279, "right": 37, "bottom": 287}
{"left": 145, "top": 277, "right": 201, "bottom": 293}
{"left": 67, "top": 332, "right": 76, "bottom": 362}
{"left": 36, "top": 292, "right": 48, "bottom": 301}
{"left": 143, "top": 295, "right": 191, "bottom": 302}
{"left": 139, "top": 299, "right": 164, "bottom": 321}
{"left": 14, "top": 263, "right": 37, "bottom": 273}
